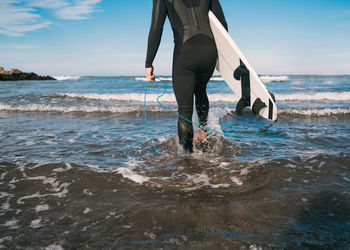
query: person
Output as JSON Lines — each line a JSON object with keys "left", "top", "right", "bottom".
{"left": 145, "top": 0, "right": 228, "bottom": 153}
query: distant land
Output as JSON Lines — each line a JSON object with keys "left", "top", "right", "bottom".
{"left": 0, "top": 67, "right": 56, "bottom": 81}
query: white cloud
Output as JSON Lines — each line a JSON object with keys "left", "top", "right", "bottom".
{"left": 27, "top": 0, "right": 69, "bottom": 9}
{"left": 0, "top": 0, "right": 51, "bottom": 36}
{"left": 0, "top": 0, "right": 102, "bottom": 36}
{"left": 55, "top": 0, "right": 102, "bottom": 20}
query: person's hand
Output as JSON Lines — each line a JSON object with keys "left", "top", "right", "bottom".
{"left": 145, "top": 67, "right": 155, "bottom": 82}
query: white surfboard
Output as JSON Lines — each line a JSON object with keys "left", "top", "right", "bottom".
{"left": 209, "top": 11, "right": 277, "bottom": 121}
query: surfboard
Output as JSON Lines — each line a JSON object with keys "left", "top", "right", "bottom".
{"left": 208, "top": 11, "right": 278, "bottom": 121}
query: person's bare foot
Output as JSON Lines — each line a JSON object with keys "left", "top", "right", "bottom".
{"left": 193, "top": 131, "right": 207, "bottom": 144}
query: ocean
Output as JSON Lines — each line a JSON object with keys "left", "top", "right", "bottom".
{"left": 0, "top": 75, "right": 349, "bottom": 249}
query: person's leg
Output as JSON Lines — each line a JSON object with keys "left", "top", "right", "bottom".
{"left": 172, "top": 65, "right": 196, "bottom": 153}
{"left": 194, "top": 71, "right": 212, "bottom": 127}
{"left": 172, "top": 34, "right": 217, "bottom": 153}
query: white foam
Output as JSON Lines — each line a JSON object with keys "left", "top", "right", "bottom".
{"left": 123, "top": 159, "right": 144, "bottom": 168}
{"left": 67, "top": 139, "right": 75, "bottom": 143}
{"left": 45, "top": 244, "right": 64, "bottom": 250}
{"left": 285, "top": 163, "right": 297, "bottom": 168}
{"left": 135, "top": 75, "right": 288, "bottom": 83}
{"left": 85, "top": 164, "right": 109, "bottom": 173}
{"left": 58, "top": 91, "right": 350, "bottom": 103}
{"left": 344, "top": 177, "right": 350, "bottom": 182}
{"left": 280, "top": 108, "right": 350, "bottom": 116}
{"left": 144, "top": 231, "right": 156, "bottom": 240}
{"left": 53, "top": 163, "right": 72, "bottom": 172}
{"left": 116, "top": 167, "right": 150, "bottom": 184}
{"left": 239, "top": 167, "right": 250, "bottom": 176}
{"left": 58, "top": 92, "right": 239, "bottom": 104}
{"left": 2, "top": 219, "right": 18, "bottom": 229}
{"left": 122, "top": 223, "right": 133, "bottom": 229}
{"left": 260, "top": 75, "right": 289, "bottom": 82}
{"left": 83, "top": 208, "right": 92, "bottom": 214}
{"left": 135, "top": 77, "right": 161, "bottom": 82}
{"left": 0, "top": 103, "right": 163, "bottom": 113}
{"left": 0, "top": 171, "right": 7, "bottom": 180}
{"left": 230, "top": 176, "right": 243, "bottom": 186}
{"left": 30, "top": 219, "right": 43, "bottom": 228}
{"left": 35, "top": 204, "right": 50, "bottom": 212}
{"left": 2, "top": 198, "right": 11, "bottom": 210}
{"left": 135, "top": 76, "right": 224, "bottom": 82}
{"left": 277, "top": 92, "right": 350, "bottom": 101}
{"left": 249, "top": 244, "right": 263, "bottom": 250}
{"left": 17, "top": 182, "right": 70, "bottom": 204}
{"left": 0, "top": 192, "right": 11, "bottom": 199}
{"left": 0, "top": 236, "right": 12, "bottom": 245}
{"left": 83, "top": 189, "right": 93, "bottom": 196}
{"left": 206, "top": 107, "right": 228, "bottom": 133}
{"left": 53, "top": 75, "right": 81, "bottom": 81}
{"left": 184, "top": 173, "right": 230, "bottom": 190}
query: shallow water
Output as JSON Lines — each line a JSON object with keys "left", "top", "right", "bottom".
{"left": 1, "top": 75, "right": 350, "bottom": 249}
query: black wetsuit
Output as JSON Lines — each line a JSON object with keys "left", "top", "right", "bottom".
{"left": 146, "top": 0, "right": 228, "bottom": 153}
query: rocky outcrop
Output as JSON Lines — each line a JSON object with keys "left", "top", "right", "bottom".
{"left": 0, "top": 67, "right": 56, "bottom": 81}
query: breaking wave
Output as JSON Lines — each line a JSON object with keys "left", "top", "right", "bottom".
{"left": 53, "top": 76, "right": 81, "bottom": 81}
{"left": 0, "top": 103, "right": 163, "bottom": 113}
{"left": 276, "top": 92, "right": 350, "bottom": 101}
{"left": 279, "top": 108, "right": 350, "bottom": 116}
{"left": 134, "top": 76, "right": 224, "bottom": 82}
{"left": 134, "top": 75, "right": 289, "bottom": 83}
{"left": 57, "top": 91, "right": 350, "bottom": 103}
{"left": 1, "top": 102, "right": 349, "bottom": 117}
{"left": 260, "top": 75, "right": 289, "bottom": 82}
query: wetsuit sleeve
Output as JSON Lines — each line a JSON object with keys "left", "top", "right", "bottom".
{"left": 210, "top": 0, "right": 228, "bottom": 31}
{"left": 145, "top": 0, "right": 167, "bottom": 68}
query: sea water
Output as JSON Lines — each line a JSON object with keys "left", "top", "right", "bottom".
{"left": 0, "top": 75, "right": 349, "bottom": 249}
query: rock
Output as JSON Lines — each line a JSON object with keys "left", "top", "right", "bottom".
{"left": 0, "top": 66, "right": 56, "bottom": 81}
{"left": 9, "top": 68, "right": 22, "bottom": 74}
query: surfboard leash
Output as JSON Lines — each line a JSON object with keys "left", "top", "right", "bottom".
{"left": 144, "top": 78, "right": 274, "bottom": 154}
{"left": 144, "top": 81, "right": 161, "bottom": 155}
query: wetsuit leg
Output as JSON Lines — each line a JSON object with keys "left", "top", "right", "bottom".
{"left": 172, "top": 60, "right": 196, "bottom": 153}
{"left": 172, "top": 34, "right": 217, "bottom": 153}
{"left": 195, "top": 71, "right": 215, "bottom": 127}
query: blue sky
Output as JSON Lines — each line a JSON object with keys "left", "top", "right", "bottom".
{"left": 0, "top": 0, "right": 349, "bottom": 76}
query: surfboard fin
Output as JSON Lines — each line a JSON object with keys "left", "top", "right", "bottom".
{"left": 252, "top": 98, "right": 267, "bottom": 116}
{"left": 234, "top": 60, "right": 251, "bottom": 116}
{"left": 236, "top": 96, "right": 250, "bottom": 115}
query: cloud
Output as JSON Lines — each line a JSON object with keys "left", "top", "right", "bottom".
{"left": 27, "top": 0, "right": 69, "bottom": 9}
{"left": 55, "top": 0, "right": 102, "bottom": 20}
{"left": 0, "top": 0, "right": 102, "bottom": 36}
{"left": 0, "top": 0, "right": 51, "bottom": 36}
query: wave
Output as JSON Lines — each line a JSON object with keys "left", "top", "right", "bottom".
{"left": 134, "top": 75, "right": 288, "bottom": 83}
{"left": 134, "top": 77, "right": 171, "bottom": 82}
{"left": 135, "top": 76, "right": 224, "bottom": 82}
{"left": 276, "top": 92, "right": 350, "bottom": 101}
{"left": 0, "top": 103, "right": 162, "bottom": 113}
{"left": 58, "top": 91, "right": 350, "bottom": 103}
{"left": 53, "top": 76, "right": 81, "bottom": 81}
{"left": 279, "top": 108, "right": 350, "bottom": 116}
{"left": 260, "top": 75, "right": 289, "bottom": 82}
{"left": 1, "top": 102, "right": 349, "bottom": 117}
{"left": 57, "top": 92, "right": 240, "bottom": 103}
{"left": 58, "top": 92, "right": 179, "bottom": 103}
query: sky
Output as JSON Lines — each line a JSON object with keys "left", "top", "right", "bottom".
{"left": 0, "top": 0, "right": 349, "bottom": 76}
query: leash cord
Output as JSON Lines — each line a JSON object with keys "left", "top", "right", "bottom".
{"left": 145, "top": 78, "right": 274, "bottom": 154}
